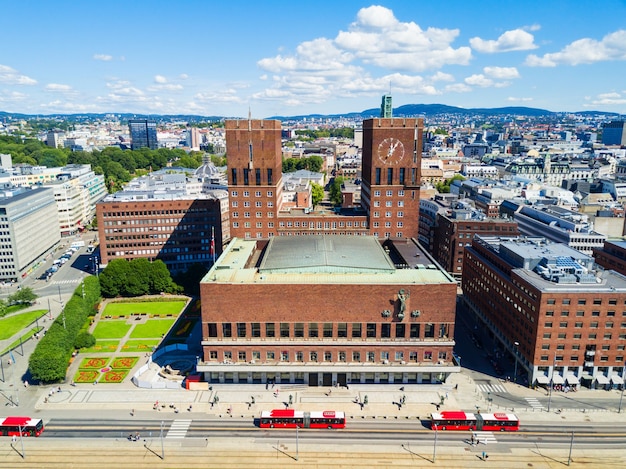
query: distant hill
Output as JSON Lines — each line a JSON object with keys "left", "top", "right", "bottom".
{"left": 1, "top": 105, "right": 621, "bottom": 123}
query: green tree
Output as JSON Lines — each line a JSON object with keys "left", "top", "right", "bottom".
{"left": 98, "top": 259, "right": 132, "bottom": 297}
{"left": 127, "top": 258, "right": 151, "bottom": 296}
{"left": 311, "top": 182, "right": 324, "bottom": 207}
{"left": 148, "top": 260, "right": 176, "bottom": 294}
{"left": 8, "top": 287, "right": 37, "bottom": 305}
{"left": 74, "top": 331, "right": 96, "bottom": 349}
{"left": 328, "top": 177, "right": 345, "bottom": 206}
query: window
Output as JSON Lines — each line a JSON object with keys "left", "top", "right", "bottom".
{"left": 267, "top": 351, "right": 275, "bottom": 360}
{"left": 558, "top": 333, "right": 566, "bottom": 339}
{"left": 295, "top": 352, "right": 304, "bottom": 362}
{"left": 323, "top": 323, "right": 333, "bottom": 338}
{"left": 546, "top": 311, "right": 554, "bottom": 316}
{"left": 252, "top": 351, "right": 260, "bottom": 360}
{"left": 381, "top": 323, "right": 391, "bottom": 338}
{"left": 591, "top": 322, "right": 599, "bottom": 328}
{"left": 352, "top": 323, "right": 362, "bottom": 338}
{"left": 238, "top": 351, "right": 246, "bottom": 362}
{"left": 409, "top": 351, "right": 418, "bottom": 362}
{"left": 237, "top": 323, "right": 246, "bottom": 338}
{"left": 310, "top": 351, "right": 318, "bottom": 362}
{"left": 309, "top": 323, "right": 318, "bottom": 338}
{"left": 339, "top": 351, "right": 346, "bottom": 362}
{"left": 573, "top": 333, "right": 582, "bottom": 339}
{"left": 578, "top": 299, "right": 587, "bottom": 305}
{"left": 594, "top": 299, "right": 602, "bottom": 305}
{"left": 207, "top": 323, "right": 217, "bottom": 337}
{"left": 410, "top": 323, "right": 420, "bottom": 338}
{"left": 547, "top": 299, "right": 556, "bottom": 305}
{"left": 559, "top": 322, "right": 568, "bottom": 328}
{"left": 280, "top": 351, "right": 289, "bottom": 362}
{"left": 266, "top": 322, "right": 275, "bottom": 338}
{"left": 380, "top": 351, "right": 389, "bottom": 361}
{"left": 337, "top": 323, "right": 347, "bottom": 338}
{"left": 576, "top": 311, "right": 584, "bottom": 317}
{"left": 425, "top": 323, "right": 435, "bottom": 338}
{"left": 324, "top": 351, "right": 332, "bottom": 362}
{"left": 395, "top": 351, "right": 404, "bottom": 361}
{"left": 222, "top": 323, "right": 232, "bottom": 338}
{"left": 543, "top": 333, "right": 552, "bottom": 339}
{"left": 210, "top": 351, "right": 218, "bottom": 360}
{"left": 294, "top": 323, "right": 304, "bottom": 337}
{"left": 367, "top": 323, "right": 377, "bottom": 338}
{"left": 575, "top": 322, "right": 583, "bottom": 328}
{"left": 545, "top": 322, "right": 553, "bottom": 328}
{"left": 224, "top": 351, "right": 232, "bottom": 361}
{"left": 561, "top": 311, "right": 569, "bottom": 316}
{"left": 352, "top": 351, "right": 361, "bottom": 362}
{"left": 424, "top": 351, "right": 433, "bottom": 361}
{"left": 280, "top": 323, "right": 290, "bottom": 338}
{"left": 438, "top": 351, "right": 447, "bottom": 360}
{"left": 562, "top": 299, "right": 571, "bottom": 305}
{"left": 396, "top": 323, "right": 405, "bottom": 338}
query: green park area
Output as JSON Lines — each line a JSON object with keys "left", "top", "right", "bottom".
{"left": 0, "top": 309, "right": 47, "bottom": 340}
{"left": 72, "top": 299, "right": 189, "bottom": 383}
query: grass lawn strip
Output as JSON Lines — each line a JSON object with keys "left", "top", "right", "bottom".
{"left": 122, "top": 339, "right": 159, "bottom": 352}
{"left": 84, "top": 340, "right": 119, "bottom": 353}
{"left": 103, "top": 301, "right": 185, "bottom": 317}
{"left": 0, "top": 310, "right": 48, "bottom": 340}
{"left": 129, "top": 318, "right": 176, "bottom": 339}
{"left": 92, "top": 320, "right": 131, "bottom": 339}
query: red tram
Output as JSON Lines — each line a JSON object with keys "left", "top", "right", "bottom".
{"left": 430, "top": 411, "right": 519, "bottom": 431}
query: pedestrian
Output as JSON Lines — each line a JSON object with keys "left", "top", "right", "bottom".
{"left": 455, "top": 384, "right": 458, "bottom": 390}
{"left": 471, "top": 435, "right": 475, "bottom": 445}
{"left": 12, "top": 434, "right": 17, "bottom": 444}
{"left": 130, "top": 409, "right": 134, "bottom": 417}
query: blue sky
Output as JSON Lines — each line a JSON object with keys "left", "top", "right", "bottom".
{"left": 1, "top": 0, "right": 625, "bottom": 118}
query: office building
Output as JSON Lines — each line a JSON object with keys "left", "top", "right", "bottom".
{"left": 463, "top": 236, "right": 626, "bottom": 388}
{"left": 602, "top": 121, "right": 626, "bottom": 146}
{"left": 128, "top": 119, "right": 158, "bottom": 150}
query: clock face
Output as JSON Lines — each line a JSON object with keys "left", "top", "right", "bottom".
{"left": 377, "top": 137, "right": 405, "bottom": 165}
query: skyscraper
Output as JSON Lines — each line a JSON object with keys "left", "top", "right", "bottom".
{"left": 381, "top": 94, "right": 393, "bottom": 118}
{"left": 128, "top": 119, "right": 158, "bottom": 150}
{"left": 602, "top": 121, "right": 626, "bottom": 146}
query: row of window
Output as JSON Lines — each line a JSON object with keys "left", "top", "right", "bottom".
{"left": 372, "top": 211, "right": 404, "bottom": 218}
{"left": 545, "top": 310, "right": 623, "bottom": 317}
{"left": 540, "top": 355, "right": 623, "bottom": 362}
{"left": 231, "top": 168, "right": 274, "bottom": 186}
{"left": 547, "top": 298, "right": 623, "bottom": 306}
{"left": 542, "top": 332, "right": 625, "bottom": 340}
{"left": 231, "top": 190, "right": 274, "bottom": 198}
{"left": 208, "top": 349, "right": 448, "bottom": 363}
{"left": 232, "top": 201, "right": 274, "bottom": 208}
{"left": 207, "top": 322, "right": 450, "bottom": 339}
{"left": 544, "top": 321, "right": 625, "bottom": 328}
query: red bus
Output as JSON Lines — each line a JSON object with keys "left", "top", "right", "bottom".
{"left": 430, "top": 411, "right": 519, "bottom": 432}
{"left": 259, "top": 409, "right": 345, "bottom": 429}
{"left": 0, "top": 416, "right": 45, "bottom": 437}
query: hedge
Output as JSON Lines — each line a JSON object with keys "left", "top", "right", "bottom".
{"left": 29, "top": 277, "right": 101, "bottom": 383}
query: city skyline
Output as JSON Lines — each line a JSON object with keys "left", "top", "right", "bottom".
{"left": 1, "top": 1, "right": 625, "bottom": 118}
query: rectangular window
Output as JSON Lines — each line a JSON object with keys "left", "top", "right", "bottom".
{"left": 410, "top": 323, "right": 420, "bottom": 338}
{"left": 323, "top": 323, "right": 333, "bottom": 337}
{"left": 252, "top": 351, "right": 260, "bottom": 360}
{"left": 367, "top": 323, "right": 377, "bottom": 338}
{"left": 395, "top": 351, "right": 404, "bottom": 361}
{"left": 237, "top": 323, "right": 246, "bottom": 338}
{"left": 396, "top": 323, "right": 406, "bottom": 338}
{"left": 266, "top": 322, "right": 275, "bottom": 338}
{"left": 324, "top": 351, "right": 332, "bottom": 362}
{"left": 243, "top": 168, "right": 249, "bottom": 185}
{"left": 425, "top": 323, "right": 435, "bottom": 338}
{"left": 424, "top": 351, "right": 433, "bottom": 361}
{"left": 309, "top": 323, "right": 318, "bottom": 338}
{"left": 387, "top": 167, "right": 393, "bottom": 185}
{"left": 295, "top": 352, "right": 304, "bottom": 362}
{"left": 399, "top": 167, "right": 405, "bottom": 185}
{"left": 352, "top": 323, "right": 362, "bottom": 338}
{"left": 231, "top": 169, "right": 237, "bottom": 185}
{"left": 238, "top": 351, "right": 246, "bottom": 362}
{"left": 207, "top": 323, "right": 217, "bottom": 337}
{"left": 255, "top": 168, "right": 261, "bottom": 185}
{"left": 352, "top": 351, "right": 361, "bottom": 362}
{"left": 267, "top": 168, "right": 273, "bottom": 185}
{"left": 310, "top": 351, "right": 318, "bottom": 362}
{"left": 367, "top": 352, "right": 375, "bottom": 362}
{"left": 381, "top": 323, "right": 391, "bottom": 338}
{"left": 409, "top": 351, "right": 418, "bottom": 362}
{"left": 222, "top": 323, "right": 232, "bottom": 338}
{"left": 375, "top": 168, "right": 381, "bottom": 185}
{"left": 294, "top": 323, "right": 304, "bottom": 337}
{"left": 210, "top": 350, "right": 218, "bottom": 360}
{"left": 280, "top": 351, "right": 289, "bottom": 362}
{"left": 280, "top": 323, "right": 290, "bottom": 338}
{"left": 339, "top": 351, "right": 346, "bottom": 362}
{"left": 337, "top": 323, "right": 347, "bottom": 338}
{"left": 267, "top": 351, "right": 275, "bottom": 360}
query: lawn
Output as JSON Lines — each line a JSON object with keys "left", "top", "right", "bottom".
{"left": 0, "top": 309, "right": 48, "bottom": 340}
{"left": 92, "top": 320, "right": 132, "bottom": 339}
{"left": 129, "top": 318, "right": 176, "bottom": 339}
{"left": 84, "top": 340, "right": 119, "bottom": 353}
{"left": 122, "top": 339, "right": 160, "bottom": 352}
{"left": 73, "top": 355, "right": 138, "bottom": 383}
{"left": 102, "top": 301, "right": 186, "bottom": 317}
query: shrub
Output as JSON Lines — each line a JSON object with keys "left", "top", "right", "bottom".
{"left": 74, "top": 331, "right": 96, "bottom": 349}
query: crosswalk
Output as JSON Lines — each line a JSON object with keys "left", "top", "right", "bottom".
{"left": 51, "top": 279, "right": 82, "bottom": 285}
{"left": 525, "top": 397, "right": 545, "bottom": 410}
{"left": 166, "top": 419, "right": 192, "bottom": 439}
{"left": 473, "top": 431, "right": 497, "bottom": 444}
{"left": 477, "top": 383, "right": 507, "bottom": 394}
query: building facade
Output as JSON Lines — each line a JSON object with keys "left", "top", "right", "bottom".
{"left": 0, "top": 187, "right": 60, "bottom": 282}
{"left": 128, "top": 119, "right": 158, "bottom": 150}
{"left": 198, "top": 235, "right": 458, "bottom": 386}
{"left": 226, "top": 117, "right": 422, "bottom": 240}
{"left": 602, "top": 121, "right": 626, "bottom": 146}
{"left": 463, "top": 235, "right": 626, "bottom": 388}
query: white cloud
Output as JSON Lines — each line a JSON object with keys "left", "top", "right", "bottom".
{"left": 526, "top": 29, "right": 626, "bottom": 66}
{"left": 430, "top": 71, "right": 454, "bottom": 82}
{"left": 507, "top": 96, "right": 534, "bottom": 102}
{"left": 584, "top": 91, "right": 626, "bottom": 106}
{"left": 470, "top": 29, "right": 537, "bottom": 53}
{"left": 93, "top": 54, "right": 113, "bottom": 61}
{"left": 45, "top": 83, "right": 73, "bottom": 92}
{"left": 0, "top": 90, "right": 28, "bottom": 103}
{"left": 148, "top": 83, "right": 184, "bottom": 91}
{"left": 483, "top": 66, "right": 520, "bottom": 79}
{"left": 464, "top": 74, "right": 494, "bottom": 87}
{"left": 0, "top": 64, "right": 37, "bottom": 85}
{"left": 179, "top": 73, "right": 189, "bottom": 80}
{"left": 444, "top": 83, "right": 472, "bottom": 93}
{"left": 154, "top": 75, "right": 168, "bottom": 84}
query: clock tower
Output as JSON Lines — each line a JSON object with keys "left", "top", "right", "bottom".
{"left": 362, "top": 117, "right": 423, "bottom": 240}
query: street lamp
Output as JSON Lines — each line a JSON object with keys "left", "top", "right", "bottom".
{"left": 513, "top": 341, "right": 520, "bottom": 383}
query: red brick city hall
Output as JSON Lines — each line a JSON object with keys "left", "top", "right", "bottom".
{"left": 198, "top": 235, "right": 459, "bottom": 386}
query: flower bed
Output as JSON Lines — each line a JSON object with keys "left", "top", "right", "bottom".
{"left": 101, "top": 370, "right": 128, "bottom": 383}
{"left": 111, "top": 356, "right": 139, "bottom": 369}
{"left": 79, "top": 357, "right": 109, "bottom": 369}
{"left": 74, "top": 370, "right": 99, "bottom": 383}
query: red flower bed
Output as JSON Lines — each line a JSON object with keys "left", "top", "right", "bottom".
{"left": 80, "top": 357, "right": 109, "bottom": 369}
{"left": 111, "top": 357, "right": 139, "bottom": 369}
{"left": 102, "top": 370, "right": 128, "bottom": 383}
{"left": 75, "top": 370, "right": 99, "bottom": 383}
